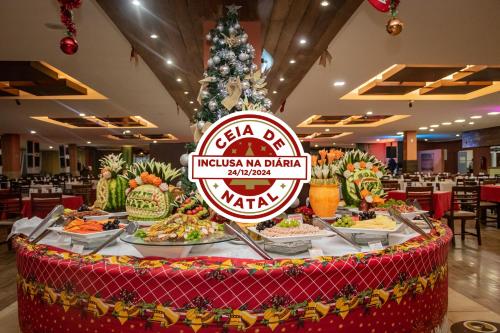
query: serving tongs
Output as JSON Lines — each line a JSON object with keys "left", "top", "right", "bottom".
{"left": 224, "top": 222, "right": 272, "bottom": 260}
{"left": 406, "top": 199, "right": 434, "bottom": 230}
{"left": 314, "top": 217, "right": 362, "bottom": 252}
{"left": 27, "top": 205, "right": 65, "bottom": 244}
{"left": 388, "top": 208, "right": 431, "bottom": 239}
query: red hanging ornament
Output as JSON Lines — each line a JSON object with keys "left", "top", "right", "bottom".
{"left": 367, "top": 0, "right": 399, "bottom": 13}
{"left": 58, "top": 0, "right": 82, "bottom": 55}
{"left": 60, "top": 36, "right": 79, "bottom": 55}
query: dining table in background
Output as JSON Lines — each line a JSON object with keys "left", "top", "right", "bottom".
{"left": 21, "top": 195, "right": 83, "bottom": 218}
{"left": 386, "top": 190, "right": 452, "bottom": 219}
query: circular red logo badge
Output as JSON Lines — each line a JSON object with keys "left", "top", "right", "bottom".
{"left": 189, "top": 111, "right": 310, "bottom": 223}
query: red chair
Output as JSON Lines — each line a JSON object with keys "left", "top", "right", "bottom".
{"left": 30, "top": 193, "right": 62, "bottom": 218}
{"left": 0, "top": 191, "right": 23, "bottom": 250}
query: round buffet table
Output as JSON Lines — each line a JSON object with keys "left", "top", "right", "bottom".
{"left": 13, "top": 221, "right": 451, "bottom": 333}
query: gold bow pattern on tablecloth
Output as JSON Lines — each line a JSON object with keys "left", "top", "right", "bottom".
{"left": 149, "top": 304, "right": 180, "bottom": 328}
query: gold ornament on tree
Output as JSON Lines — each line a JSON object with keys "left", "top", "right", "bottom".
{"left": 197, "top": 76, "right": 216, "bottom": 105}
{"left": 222, "top": 77, "right": 242, "bottom": 110}
{"left": 190, "top": 121, "right": 213, "bottom": 143}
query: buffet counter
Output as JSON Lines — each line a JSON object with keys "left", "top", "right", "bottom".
{"left": 14, "top": 221, "right": 451, "bottom": 333}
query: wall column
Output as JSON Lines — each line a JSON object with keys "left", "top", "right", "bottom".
{"left": 403, "top": 131, "right": 417, "bottom": 172}
{"left": 68, "top": 144, "right": 79, "bottom": 177}
{"left": 1, "top": 134, "right": 21, "bottom": 179}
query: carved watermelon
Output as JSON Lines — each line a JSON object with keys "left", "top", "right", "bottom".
{"left": 126, "top": 184, "right": 172, "bottom": 221}
{"left": 94, "top": 176, "right": 128, "bottom": 212}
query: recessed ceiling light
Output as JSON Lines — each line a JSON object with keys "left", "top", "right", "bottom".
{"left": 87, "top": 141, "right": 91, "bottom": 144}
{"left": 184, "top": 91, "right": 189, "bottom": 95}
{"left": 376, "top": 139, "right": 380, "bottom": 142}
{"left": 320, "top": 0, "right": 330, "bottom": 6}
{"left": 333, "top": 142, "right": 336, "bottom": 145}
{"left": 153, "top": 140, "right": 157, "bottom": 144}
{"left": 488, "top": 111, "right": 500, "bottom": 115}
{"left": 429, "top": 128, "right": 435, "bottom": 132}
{"left": 333, "top": 81, "right": 345, "bottom": 87}
{"left": 424, "top": 139, "right": 428, "bottom": 141}
{"left": 79, "top": 113, "right": 86, "bottom": 117}
{"left": 325, "top": 128, "right": 330, "bottom": 132}
{"left": 456, "top": 134, "right": 460, "bottom": 137}
{"left": 442, "top": 122, "right": 452, "bottom": 125}
{"left": 30, "top": 130, "right": 36, "bottom": 134}
{"left": 272, "top": 90, "right": 277, "bottom": 94}
{"left": 289, "top": 59, "right": 296, "bottom": 64}
{"left": 194, "top": 108, "right": 198, "bottom": 111}
{"left": 166, "top": 59, "right": 173, "bottom": 65}
{"left": 418, "top": 127, "right": 428, "bottom": 130}
{"left": 132, "top": 0, "right": 140, "bottom": 6}
{"left": 49, "top": 146, "right": 53, "bottom": 149}
{"left": 299, "top": 38, "right": 307, "bottom": 45}
{"left": 469, "top": 121, "right": 474, "bottom": 125}
{"left": 366, "top": 111, "right": 373, "bottom": 115}
{"left": 430, "top": 124, "right": 439, "bottom": 128}
{"left": 150, "top": 34, "right": 158, "bottom": 39}
{"left": 279, "top": 77, "right": 285, "bottom": 82}
{"left": 176, "top": 77, "right": 182, "bottom": 82}
{"left": 396, "top": 132, "right": 403, "bottom": 135}
{"left": 123, "top": 130, "right": 131, "bottom": 135}
{"left": 314, "top": 144, "right": 319, "bottom": 148}
{"left": 454, "top": 119, "right": 465, "bottom": 123}
{"left": 470, "top": 115, "right": 482, "bottom": 119}
{"left": 189, "top": 101, "right": 194, "bottom": 104}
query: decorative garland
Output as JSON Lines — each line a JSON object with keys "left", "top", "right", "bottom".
{"left": 17, "top": 264, "right": 447, "bottom": 331}
{"left": 58, "top": 0, "right": 82, "bottom": 55}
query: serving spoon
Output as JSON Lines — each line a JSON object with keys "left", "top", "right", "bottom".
{"left": 88, "top": 222, "right": 139, "bottom": 255}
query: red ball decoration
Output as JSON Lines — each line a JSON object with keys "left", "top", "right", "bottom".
{"left": 60, "top": 36, "right": 78, "bottom": 55}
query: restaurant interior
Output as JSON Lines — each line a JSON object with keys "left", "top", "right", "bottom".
{"left": 0, "top": 1, "right": 499, "bottom": 332}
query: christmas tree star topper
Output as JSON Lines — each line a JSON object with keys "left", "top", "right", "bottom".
{"left": 226, "top": 4, "right": 242, "bottom": 14}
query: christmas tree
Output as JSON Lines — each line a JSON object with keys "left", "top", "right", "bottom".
{"left": 181, "top": 4, "right": 271, "bottom": 195}
{"left": 194, "top": 4, "right": 271, "bottom": 126}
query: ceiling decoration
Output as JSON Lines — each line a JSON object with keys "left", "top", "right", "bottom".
{"left": 297, "top": 114, "right": 409, "bottom": 128}
{"left": 106, "top": 133, "right": 178, "bottom": 141}
{"left": 297, "top": 131, "right": 352, "bottom": 141}
{"left": 342, "top": 64, "right": 500, "bottom": 100}
{"left": 96, "top": 0, "right": 363, "bottom": 118}
{"left": 30, "top": 115, "right": 157, "bottom": 129}
{"left": 0, "top": 61, "right": 106, "bottom": 99}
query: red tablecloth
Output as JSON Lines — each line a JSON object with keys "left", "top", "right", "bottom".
{"left": 481, "top": 185, "right": 500, "bottom": 202}
{"left": 387, "top": 190, "right": 452, "bottom": 219}
{"left": 14, "top": 223, "right": 452, "bottom": 333}
{"left": 21, "top": 195, "right": 83, "bottom": 218}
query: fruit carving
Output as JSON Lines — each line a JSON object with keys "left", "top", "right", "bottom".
{"left": 94, "top": 153, "right": 128, "bottom": 212}
{"left": 125, "top": 160, "right": 181, "bottom": 222}
{"left": 337, "top": 150, "right": 386, "bottom": 207}
{"left": 175, "top": 194, "right": 210, "bottom": 219}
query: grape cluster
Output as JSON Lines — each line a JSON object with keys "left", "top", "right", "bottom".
{"left": 256, "top": 220, "right": 276, "bottom": 231}
{"left": 333, "top": 215, "right": 354, "bottom": 228}
{"left": 77, "top": 204, "right": 90, "bottom": 212}
{"left": 103, "top": 219, "right": 120, "bottom": 230}
{"left": 358, "top": 211, "right": 376, "bottom": 221}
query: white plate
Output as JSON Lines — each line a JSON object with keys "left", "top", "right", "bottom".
{"left": 374, "top": 209, "right": 427, "bottom": 221}
{"left": 48, "top": 226, "right": 122, "bottom": 242}
{"left": 333, "top": 222, "right": 405, "bottom": 235}
{"left": 84, "top": 211, "right": 128, "bottom": 221}
{"left": 248, "top": 227, "right": 335, "bottom": 243}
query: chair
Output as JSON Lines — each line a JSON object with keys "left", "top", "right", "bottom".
{"left": 71, "top": 184, "right": 93, "bottom": 205}
{"left": 382, "top": 180, "right": 400, "bottom": 191}
{"left": 406, "top": 186, "right": 434, "bottom": 215}
{"left": 444, "top": 186, "right": 481, "bottom": 246}
{"left": 478, "top": 179, "right": 500, "bottom": 227}
{"left": 30, "top": 193, "right": 62, "bottom": 218}
{"left": 0, "top": 191, "right": 23, "bottom": 250}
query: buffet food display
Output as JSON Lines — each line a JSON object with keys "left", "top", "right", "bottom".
{"left": 11, "top": 152, "right": 451, "bottom": 333}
